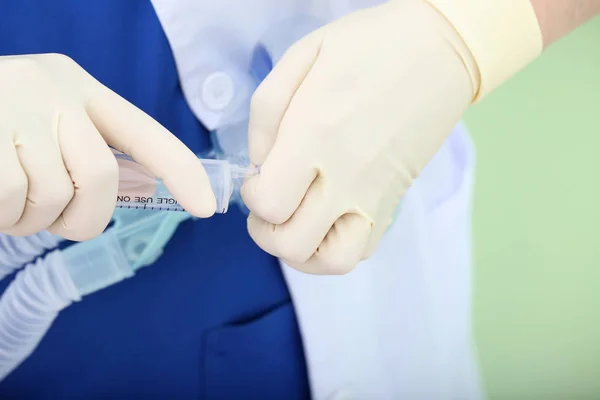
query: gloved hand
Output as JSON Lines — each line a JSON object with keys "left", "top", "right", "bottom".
{"left": 242, "top": 0, "right": 542, "bottom": 274}
{"left": 0, "top": 53, "right": 215, "bottom": 240}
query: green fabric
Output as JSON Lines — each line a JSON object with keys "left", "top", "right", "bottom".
{"left": 464, "top": 19, "right": 600, "bottom": 399}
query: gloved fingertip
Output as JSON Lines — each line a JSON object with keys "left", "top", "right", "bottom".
{"left": 301, "top": 214, "right": 371, "bottom": 275}
{"left": 242, "top": 177, "right": 293, "bottom": 225}
{"left": 240, "top": 175, "right": 260, "bottom": 209}
{"left": 248, "top": 144, "right": 266, "bottom": 168}
{"left": 246, "top": 212, "right": 282, "bottom": 258}
{"left": 283, "top": 260, "right": 322, "bottom": 276}
{"left": 183, "top": 185, "right": 216, "bottom": 218}
{"left": 159, "top": 156, "right": 218, "bottom": 218}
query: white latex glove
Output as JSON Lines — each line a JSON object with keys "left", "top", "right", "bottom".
{"left": 242, "top": 0, "right": 542, "bottom": 274}
{"left": 0, "top": 53, "right": 215, "bottom": 240}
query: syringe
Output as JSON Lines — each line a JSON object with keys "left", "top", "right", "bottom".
{"left": 114, "top": 152, "right": 258, "bottom": 214}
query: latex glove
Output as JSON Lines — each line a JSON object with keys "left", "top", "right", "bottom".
{"left": 242, "top": 0, "right": 542, "bottom": 274}
{"left": 0, "top": 54, "right": 215, "bottom": 240}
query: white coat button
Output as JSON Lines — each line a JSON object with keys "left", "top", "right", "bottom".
{"left": 201, "top": 71, "right": 235, "bottom": 111}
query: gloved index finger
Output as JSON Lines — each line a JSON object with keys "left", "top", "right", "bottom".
{"left": 84, "top": 83, "right": 216, "bottom": 218}
{"left": 248, "top": 28, "right": 324, "bottom": 166}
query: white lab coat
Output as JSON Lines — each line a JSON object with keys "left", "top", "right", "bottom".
{"left": 150, "top": 1, "right": 483, "bottom": 398}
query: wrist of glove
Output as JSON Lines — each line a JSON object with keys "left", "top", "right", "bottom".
{"left": 424, "top": 0, "right": 543, "bottom": 101}
{"left": 242, "top": 0, "right": 542, "bottom": 274}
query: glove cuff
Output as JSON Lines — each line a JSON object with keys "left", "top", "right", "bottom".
{"left": 423, "top": 0, "right": 543, "bottom": 101}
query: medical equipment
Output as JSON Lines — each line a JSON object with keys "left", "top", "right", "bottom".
{"left": 0, "top": 152, "right": 258, "bottom": 379}
{"left": 0, "top": 208, "right": 191, "bottom": 380}
{"left": 114, "top": 153, "right": 258, "bottom": 213}
{"left": 0, "top": 147, "right": 261, "bottom": 380}
{"left": 0, "top": 149, "right": 261, "bottom": 378}
{"left": 0, "top": 22, "right": 320, "bottom": 380}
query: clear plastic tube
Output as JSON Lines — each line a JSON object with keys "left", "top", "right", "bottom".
{"left": 0, "top": 250, "right": 79, "bottom": 380}
{"left": 0, "top": 232, "right": 60, "bottom": 281}
{"left": 0, "top": 208, "right": 192, "bottom": 381}
{"left": 114, "top": 152, "right": 258, "bottom": 213}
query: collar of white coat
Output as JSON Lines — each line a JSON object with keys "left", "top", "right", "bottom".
{"left": 150, "top": 0, "right": 386, "bottom": 130}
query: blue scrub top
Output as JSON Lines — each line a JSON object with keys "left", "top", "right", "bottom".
{"left": 0, "top": 1, "right": 310, "bottom": 398}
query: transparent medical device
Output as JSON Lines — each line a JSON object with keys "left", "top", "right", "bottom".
{"left": 114, "top": 152, "right": 258, "bottom": 214}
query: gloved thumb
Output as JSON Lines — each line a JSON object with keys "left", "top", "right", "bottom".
{"left": 83, "top": 81, "right": 216, "bottom": 218}
{"left": 248, "top": 28, "right": 324, "bottom": 166}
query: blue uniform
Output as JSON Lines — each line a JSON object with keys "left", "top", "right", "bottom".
{"left": 0, "top": 1, "right": 310, "bottom": 398}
